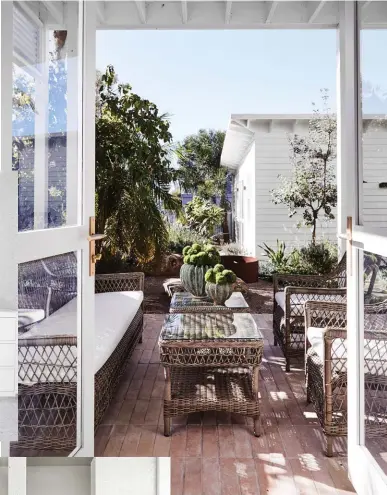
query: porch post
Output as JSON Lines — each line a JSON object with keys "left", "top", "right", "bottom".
{"left": 336, "top": 1, "right": 358, "bottom": 256}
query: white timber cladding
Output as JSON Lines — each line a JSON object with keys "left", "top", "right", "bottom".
{"left": 225, "top": 116, "right": 387, "bottom": 259}
{"left": 235, "top": 144, "right": 256, "bottom": 256}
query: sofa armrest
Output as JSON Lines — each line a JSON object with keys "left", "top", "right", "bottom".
{"left": 18, "top": 335, "right": 77, "bottom": 384}
{"left": 273, "top": 272, "right": 343, "bottom": 295}
{"left": 95, "top": 272, "right": 145, "bottom": 294}
{"left": 283, "top": 286, "right": 346, "bottom": 318}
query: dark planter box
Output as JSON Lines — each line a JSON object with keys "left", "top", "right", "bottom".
{"left": 220, "top": 255, "right": 259, "bottom": 284}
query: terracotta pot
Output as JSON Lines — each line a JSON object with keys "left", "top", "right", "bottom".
{"left": 220, "top": 255, "right": 259, "bottom": 283}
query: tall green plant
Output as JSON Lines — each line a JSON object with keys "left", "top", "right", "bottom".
{"left": 184, "top": 196, "right": 224, "bottom": 238}
{"left": 176, "top": 129, "right": 231, "bottom": 239}
{"left": 95, "top": 66, "right": 180, "bottom": 263}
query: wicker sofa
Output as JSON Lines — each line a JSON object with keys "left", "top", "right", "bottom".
{"left": 15, "top": 253, "right": 144, "bottom": 453}
{"left": 304, "top": 299, "right": 387, "bottom": 456}
{"left": 273, "top": 256, "right": 347, "bottom": 371}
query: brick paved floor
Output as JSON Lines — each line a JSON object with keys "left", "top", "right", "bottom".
{"left": 95, "top": 313, "right": 356, "bottom": 495}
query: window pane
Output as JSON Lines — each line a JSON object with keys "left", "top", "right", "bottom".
{"left": 13, "top": 2, "right": 80, "bottom": 231}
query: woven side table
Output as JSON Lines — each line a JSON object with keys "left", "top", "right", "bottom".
{"left": 169, "top": 291, "right": 250, "bottom": 314}
{"left": 159, "top": 313, "right": 264, "bottom": 436}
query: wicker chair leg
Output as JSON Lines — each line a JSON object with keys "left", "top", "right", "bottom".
{"left": 139, "top": 334, "right": 143, "bottom": 344}
{"left": 253, "top": 416, "right": 261, "bottom": 437}
{"left": 273, "top": 336, "right": 278, "bottom": 346}
{"left": 285, "top": 358, "right": 290, "bottom": 373}
{"left": 164, "top": 416, "right": 171, "bottom": 437}
{"left": 326, "top": 435, "right": 333, "bottom": 457}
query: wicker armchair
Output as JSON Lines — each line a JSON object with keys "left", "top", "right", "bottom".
{"left": 273, "top": 255, "right": 347, "bottom": 371}
{"left": 15, "top": 254, "right": 144, "bottom": 453}
{"left": 304, "top": 300, "right": 387, "bottom": 456}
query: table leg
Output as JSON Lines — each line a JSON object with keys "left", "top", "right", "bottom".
{"left": 252, "top": 366, "right": 261, "bottom": 437}
{"left": 164, "top": 367, "right": 171, "bottom": 437}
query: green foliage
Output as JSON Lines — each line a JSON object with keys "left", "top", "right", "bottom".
{"left": 175, "top": 129, "right": 231, "bottom": 239}
{"left": 184, "top": 196, "right": 225, "bottom": 238}
{"left": 183, "top": 243, "right": 221, "bottom": 267}
{"left": 259, "top": 241, "right": 289, "bottom": 271}
{"left": 260, "top": 239, "right": 338, "bottom": 275}
{"left": 205, "top": 266, "right": 237, "bottom": 285}
{"left": 167, "top": 224, "right": 207, "bottom": 254}
{"left": 95, "top": 66, "right": 181, "bottom": 263}
{"left": 271, "top": 90, "right": 337, "bottom": 244}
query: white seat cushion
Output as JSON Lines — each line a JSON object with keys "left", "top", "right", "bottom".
{"left": 19, "top": 291, "right": 143, "bottom": 384}
{"left": 18, "top": 308, "right": 45, "bottom": 329}
{"left": 307, "top": 326, "right": 387, "bottom": 375}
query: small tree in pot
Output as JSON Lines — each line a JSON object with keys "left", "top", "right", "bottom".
{"left": 180, "top": 243, "right": 221, "bottom": 297}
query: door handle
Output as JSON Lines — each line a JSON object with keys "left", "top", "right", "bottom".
{"left": 89, "top": 217, "right": 106, "bottom": 276}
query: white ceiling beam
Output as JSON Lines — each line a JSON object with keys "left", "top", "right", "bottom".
{"left": 181, "top": 1, "right": 188, "bottom": 24}
{"left": 42, "top": 1, "right": 63, "bottom": 25}
{"left": 96, "top": 2, "right": 105, "bottom": 24}
{"left": 225, "top": 1, "right": 232, "bottom": 24}
{"left": 265, "top": 1, "right": 278, "bottom": 24}
{"left": 308, "top": 1, "right": 326, "bottom": 23}
{"left": 135, "top": 1, "right": 147, "bottom": 24}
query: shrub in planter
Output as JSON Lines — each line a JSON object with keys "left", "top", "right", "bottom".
{"left": 180, "top": 243, "right": 221, "bottom": 297}
{"left": 205, "top": 264, "right": 237, "bottom": 305}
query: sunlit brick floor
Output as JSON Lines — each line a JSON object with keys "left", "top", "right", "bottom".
{"left": 95, "top": 313, "right": 355, "bottom": 494}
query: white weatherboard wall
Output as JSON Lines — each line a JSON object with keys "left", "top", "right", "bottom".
{"left": 235, "top": 143, "right": 256, "bottom": 256}
{"left": 224, "top": 116, "right": 387, "bottom": 259}
{"left": 27, "top": 466, "right": 91, "bottom": 495}
{"left": 251, "top": 118, "right": 337, "bottom": 257}
{"left": 93, "top": 458, "right": 157, "bottom": 495}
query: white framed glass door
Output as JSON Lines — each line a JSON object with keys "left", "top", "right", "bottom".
{"left": 348, "top": 1, "right": 387, "bottom": 491}
{"left": 0, "top": 0, "right": 95, "bottom": 456}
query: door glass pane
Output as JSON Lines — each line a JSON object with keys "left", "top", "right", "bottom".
{"left": 360, "top": 2, "right": 387, "bottom": 229}
{"left": 363, "top": 250, "right": 387, "bottom": 475}
{"left": 12, "top": 1, "right": 80, "bottom": 231}
{"left": 12, "top": 251, "right": 79, "bottom": 456}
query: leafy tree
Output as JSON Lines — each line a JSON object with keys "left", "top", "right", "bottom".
{"left": 184, "top": 196, "right": 224, "bottom": 238}
{"left": 96, "top": 65, "right": 180, "bottom": 263}
{"left": 271, "top": 90, "right": 337, "bottom": 244}
{"left": 176, "top": 129, "right": 231, "bottom": 239}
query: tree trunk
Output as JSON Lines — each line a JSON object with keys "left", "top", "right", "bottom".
{"left": 222, "top": 210, "right": 230, "bottom": 243}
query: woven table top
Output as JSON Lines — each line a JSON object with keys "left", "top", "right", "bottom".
{"left": 170, "top": 291, "right": 249, "bottom": 314}
{"left": 160, "top": 313, "right": 263, "bottom": 343}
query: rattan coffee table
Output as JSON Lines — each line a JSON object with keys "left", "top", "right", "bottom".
{"left": 169, "top": 291, "right": 250, "bottom": 314}
{"left": 159, "top": 312, "right": 264, "bottom": 436}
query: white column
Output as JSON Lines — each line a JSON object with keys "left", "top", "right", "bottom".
{"left": 34, "top": 28, "right": 49, "bottom": 230}
{"left": 336, "top": 1, "right": 359, "bottom": 255}
{"left": 8, "top": 458, "right": 27, "bottom": 495}
{"left": 75, "top": 0, "right": 96, "bottom": 457}
{"left": 65, "top": 1, "right": 80, "bottom": 226}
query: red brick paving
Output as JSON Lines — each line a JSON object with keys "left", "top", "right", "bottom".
{"left": 95, "top": 313, "right": 355, "bottom": 494}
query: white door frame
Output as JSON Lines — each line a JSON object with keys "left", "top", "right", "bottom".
{"left": 346, "top": 1, "right": 387, "bottom": 492}
{"left": 0, "top": 0, "right": 96, "bottom": 457}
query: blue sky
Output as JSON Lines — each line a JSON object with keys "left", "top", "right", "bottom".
{"left": 96, "top": 29, "right": 387, "bottom": 143}
{"left": 96, "top": 30, "right": 337, "bottom": 142}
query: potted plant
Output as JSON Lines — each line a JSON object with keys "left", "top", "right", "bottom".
{"left": 205, "top": 264, "right": 237, "bottom": 305}
{"left": 180, "top": 243, "right": 221, "bottom": 297}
